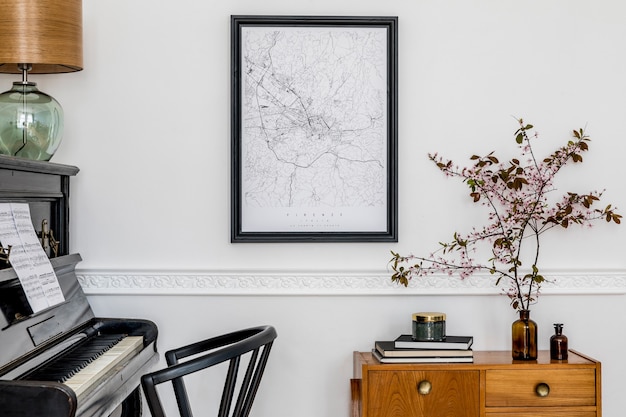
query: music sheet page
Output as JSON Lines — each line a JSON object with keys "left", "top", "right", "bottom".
{"left": 0, "top": 203, "right": 65, "bottom": 313}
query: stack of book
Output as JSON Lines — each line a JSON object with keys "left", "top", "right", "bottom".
{"left": 373, "top": 334, "right": 474, "bottom": 363}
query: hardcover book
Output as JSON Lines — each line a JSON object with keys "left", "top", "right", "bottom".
{"left": 375, "top": 341, "right": 473, "bottom": 358}
{"left": 394, "top": 334, "right": 473, "bottom": 350}
{"left": 372, "top": 349, "right": 473, "bottom": 363}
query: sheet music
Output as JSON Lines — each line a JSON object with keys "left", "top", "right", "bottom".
{"left": 0, "top": 203, "right": 65, "bottom": 313}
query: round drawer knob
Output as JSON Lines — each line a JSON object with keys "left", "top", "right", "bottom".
{"left": 535, "top": 382, "right": 550, "bottom": 397}
{"left": 417, "top": 380, "right": 432, "bottom": 395}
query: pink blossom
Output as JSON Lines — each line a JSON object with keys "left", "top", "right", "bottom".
{"left": 390, "top": 119, "right": 621, "bottom": 311}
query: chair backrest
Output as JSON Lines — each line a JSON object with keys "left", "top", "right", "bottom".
{"left": 141, "top": 325, "right": 277, "bottom": 417}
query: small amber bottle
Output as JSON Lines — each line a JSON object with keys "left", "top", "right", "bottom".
{"left": 550, "top": 323, "right": 568, "bottom": 360}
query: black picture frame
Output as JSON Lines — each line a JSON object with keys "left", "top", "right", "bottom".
{"left": 231, "top": 15, "right": 398, "bottom": 242}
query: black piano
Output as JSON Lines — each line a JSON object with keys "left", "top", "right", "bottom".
{"left": 0, "top": 156, "right": 159, "bottom": 417}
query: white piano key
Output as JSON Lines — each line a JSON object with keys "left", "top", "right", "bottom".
{"left": 64, "top": 336, "right": 143, "bottom": 399}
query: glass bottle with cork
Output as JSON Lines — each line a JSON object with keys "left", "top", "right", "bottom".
{"left": 550, "top": 323, "right": 568, "bottom": 360}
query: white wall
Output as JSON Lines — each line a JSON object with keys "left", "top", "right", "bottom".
{"left": 3, "top": 0, "right": 626, "bottom": 415}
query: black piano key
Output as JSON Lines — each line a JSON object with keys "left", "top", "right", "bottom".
{"left": 22, "top": 333, "right": 126, "bottom": 383}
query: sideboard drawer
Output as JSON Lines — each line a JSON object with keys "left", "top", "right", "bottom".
{"left": 485, "top": 369, "right": 596, "bottom": 407}
{"left": 366, "top": 370, "right": 479, "bottom": 417}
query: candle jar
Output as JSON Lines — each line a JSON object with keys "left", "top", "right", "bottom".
{"left": 412, "top": 312, "right": 446, "bottom": 341}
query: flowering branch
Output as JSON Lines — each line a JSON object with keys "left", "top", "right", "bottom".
{"left": 390, "top": 119, "right": 621, "bottom": 311}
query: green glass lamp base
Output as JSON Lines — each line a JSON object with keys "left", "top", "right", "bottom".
{"left": 0, "top": 82, "right": 64, "bottom": 161}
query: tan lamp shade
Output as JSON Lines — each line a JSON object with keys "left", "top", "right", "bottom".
{"left": 0, "top": 0, "right": 83, "bottom": 74}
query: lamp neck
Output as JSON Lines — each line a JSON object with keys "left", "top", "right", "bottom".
{"left": 17, "top": 63, "right": 36, "bottom": 86}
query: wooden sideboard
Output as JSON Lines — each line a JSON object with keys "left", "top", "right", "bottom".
{"left": 351, "top": 350, "right": 601, "bottom": 417}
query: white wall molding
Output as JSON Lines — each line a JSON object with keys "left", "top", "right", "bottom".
{"left": 76, "top": 269, "right": 626, "bottom": 296}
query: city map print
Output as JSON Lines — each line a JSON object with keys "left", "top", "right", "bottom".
{"left": 240, "top": 25, "right": 389, "bottom": 233}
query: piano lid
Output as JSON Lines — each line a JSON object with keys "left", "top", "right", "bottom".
{"left": 0, "top": 254, "right": 94, "bottom": 377}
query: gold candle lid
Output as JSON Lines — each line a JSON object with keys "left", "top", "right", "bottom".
{"left": 413, "top": 312, "right": 446, "bottom": 322}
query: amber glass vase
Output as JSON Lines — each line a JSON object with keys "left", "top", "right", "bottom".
{"left": 512, "top": 309, "right": 537, "bottom": 360}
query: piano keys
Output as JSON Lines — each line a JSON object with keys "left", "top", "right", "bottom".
{"left": 0, "top": 254, "right": 159, "bottom": 417}
{"left": 23, "top": 334, "right": 144, "bottom": 400}
{"left": 60, "top": 336, "right": 144, "bottom": 399}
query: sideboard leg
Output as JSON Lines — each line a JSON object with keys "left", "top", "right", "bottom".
{"left": 350, "top": 379, "right": 362, "bottom": 417}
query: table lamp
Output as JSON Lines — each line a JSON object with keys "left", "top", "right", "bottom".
{"left": 0, "top": 0, "right": 83, "bottom": 161}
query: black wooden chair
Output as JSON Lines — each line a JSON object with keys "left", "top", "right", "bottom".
{"left": 141, "top": 325, "right": 277, "bottom": 417}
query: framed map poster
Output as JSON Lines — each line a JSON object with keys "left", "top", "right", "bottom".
{"left": 231, "top": 16, "right": 398, "bottom": 242}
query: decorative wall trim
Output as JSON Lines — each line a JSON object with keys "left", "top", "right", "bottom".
{"left": 76, "top": 269, "right": 626, "bottom": 296}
